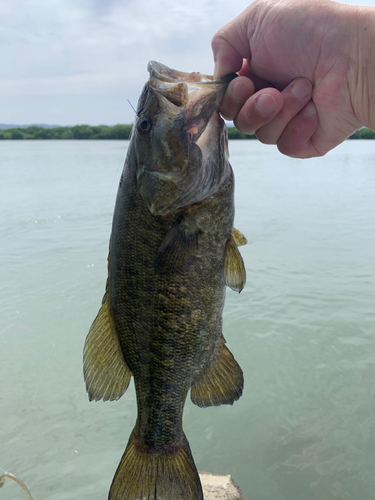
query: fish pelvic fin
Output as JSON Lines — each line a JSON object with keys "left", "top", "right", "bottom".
{"left": 83, "top": 297, "right": 131, "bottom": 402}
{"left": 191, "top": 337, "right": 243, "bottom": 408}
{"left": 109, "top": 429, "right": 203, "bottom": 500}
{"left": 232, "top": 227, "right": 248, "bottom": 246}
{"left": 223, "top": 236, "right": 246, "bottom": 293}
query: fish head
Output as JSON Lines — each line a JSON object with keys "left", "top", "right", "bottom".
{"left": 133, "top": 61, "right": 236, "bottom": 216}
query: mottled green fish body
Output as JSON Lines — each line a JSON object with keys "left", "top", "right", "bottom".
{"left": 83, "top": 61, "right": 247, "bottom": 500}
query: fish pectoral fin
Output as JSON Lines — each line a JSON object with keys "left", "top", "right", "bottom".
{"left": 223, "top": 236, "right": 246, "bottom": 292}
{"left": 232, "top": 227, "right": 248, "bottom": 246}
{"left": 109, "top": 429, "right": 203, "bottom": 500}
{"left": 155, "top": 217, "right": 201, "bottom": 271}
{"left": 191, "top": 337, "right": 243, "bottom": 408}
{"left": 83, "top": 297, "right": 131, "bottom": 402}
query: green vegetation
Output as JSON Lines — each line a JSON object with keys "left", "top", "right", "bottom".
{"left": 0, "top": 125, "right": 373, "bottom": 140}
{"left": 0, "top": 124, "right": 255, "bottom": 140}
{"left": 0, "top": 124, "right": 133, "bottom": 140}
{"left": 348, "top": 128, "right": 375, "bottom": 139}
{"left": 227, "top": 128, "right": 256, "bottom": 139}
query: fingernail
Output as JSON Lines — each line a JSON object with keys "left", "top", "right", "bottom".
{"left": 255, "top": 93, "right": 278, "bottom": 116}
{"left": 302, "top": 101, "right": 317, "bottom": 117}
{"left": 231, "top": 79, "right": 252, "bottom": 101}
{"left": 291, "top": 78, "right": 311, "bottom": 100}
{"left": 213, "top": 62, "right": 220, "bottom": 80}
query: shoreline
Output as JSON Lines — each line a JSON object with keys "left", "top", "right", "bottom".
{"left": 1, "top": 125, "right": 373, "bottom": 141}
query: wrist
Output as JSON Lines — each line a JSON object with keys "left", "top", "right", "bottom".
{"left": 347, "top": 5, "right": 375, "bottom": 131}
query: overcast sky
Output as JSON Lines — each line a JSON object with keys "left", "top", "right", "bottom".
{"left": 2, "top": 0, "right": 375, "bottom": 126}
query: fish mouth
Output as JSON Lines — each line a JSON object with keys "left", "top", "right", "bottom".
{"left": 147, "top": 60, "right": 236, "bottom": 145}
{"left": 136, "top": 62, "right": 234, "bottom": 216}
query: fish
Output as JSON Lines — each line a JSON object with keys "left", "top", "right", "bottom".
{"left": 83, "top": 60, "right": 247, "bottom": 500}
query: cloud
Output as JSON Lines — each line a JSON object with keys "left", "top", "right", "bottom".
{"left": 1, "top": 0, "right": 253, "bottom": 123}
{"left": 2, "top": 0, "right": 375, "bottom": 124}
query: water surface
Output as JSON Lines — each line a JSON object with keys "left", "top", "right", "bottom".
{"left": 1, "top": 140, "right": 375, "bottom": 500}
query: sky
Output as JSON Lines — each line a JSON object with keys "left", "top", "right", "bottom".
{"left": 2, "top": 0, "right": 375, "bottom": 126}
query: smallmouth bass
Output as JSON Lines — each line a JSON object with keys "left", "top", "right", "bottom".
{"left": 83, "top": 61, "right": 247, "bottom": 500}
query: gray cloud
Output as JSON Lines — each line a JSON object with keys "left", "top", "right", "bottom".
{"left": 1, "top": 0, "right": 374, "bottom": 125}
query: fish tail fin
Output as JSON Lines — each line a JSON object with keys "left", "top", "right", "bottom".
{"left": 109, "top": 429, "right": 203, "bottom": 500}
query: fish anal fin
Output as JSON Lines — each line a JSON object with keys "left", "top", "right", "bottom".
{"left": 83, "top": 298, "right": 131, "bottom": 402}
{"left": 109, "top": 429, "right": 203, "bottom": 500}
{"left": 223, "top": 236, "right": 246, "bottom": 292}
{"left": 232, "top": 227, "right": 247, "bottom": 246}
{"left": 191, "top": 338, "right": 243, "bottom": 408}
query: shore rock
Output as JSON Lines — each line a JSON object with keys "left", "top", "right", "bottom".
{"left": 199, "top": 471, "right": 247, "bottom": 500}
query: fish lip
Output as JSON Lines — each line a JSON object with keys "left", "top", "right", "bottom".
{"left": 195, "top": 110, "right": 225, "bottom": 158}
{"left": 148, "top": 60, "right": 211, "bottom": 83}
{"left": 147, "top": 60, "right": 238, "bottom": 86}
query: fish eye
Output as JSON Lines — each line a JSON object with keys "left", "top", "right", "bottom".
{"left": 137, "top": 116, "right": 152, "bottom": 134}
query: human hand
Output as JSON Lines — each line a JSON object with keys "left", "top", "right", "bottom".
{"left": 212, "top": 0, "right": 375, "bottom": 158}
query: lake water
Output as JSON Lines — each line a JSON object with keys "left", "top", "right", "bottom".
{"left": 1, "top": 139, "right": 375, "bottom": 500}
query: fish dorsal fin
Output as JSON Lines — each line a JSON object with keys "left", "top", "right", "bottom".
{"left": 83, "top": 297, "right": 131, "bottom": 401}
{"left": 232, "top": 227, "right": 247, "bottom": 246}
{"left": 223, "top": 236, "right": 246, "bottom": 292}
{"left": 191, "top": 337, "right": 243, "bottom": 408}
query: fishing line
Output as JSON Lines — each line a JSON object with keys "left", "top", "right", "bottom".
{"left": 127, "top": 99, "right": 138, "bottom": 116}
{"left": 102, "top": 155, "right": 124, "bottom": 209}
{"left": 0, "top": 472, "right": 34, "bottom": 500}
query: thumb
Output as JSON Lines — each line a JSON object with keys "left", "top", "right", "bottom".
{"left": 211, "top": 18, "right": 251, "bottom": 79}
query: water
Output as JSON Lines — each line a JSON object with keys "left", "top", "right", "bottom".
{"left": 1, "top": 139, "right": 375, "bottom": 500}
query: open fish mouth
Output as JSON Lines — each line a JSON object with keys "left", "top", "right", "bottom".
{"left": 135, "top": 61, "right": 236, "bottom": 216}
{"left": 147, "top": 60, "right": 237, "bottom": 145}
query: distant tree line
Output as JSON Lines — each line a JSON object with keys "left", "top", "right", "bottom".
{"left": 0, "top": 124, "right": 373, "bottom": 140}
{"left": 348, "top": 128, "right": 375, "bottom": 139}
{"left": 0, "top": 124, "right": 133, "bottom": 140}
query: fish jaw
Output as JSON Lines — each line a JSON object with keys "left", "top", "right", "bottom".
{"left": 133, "top": 61, "right": 236, "bottom": 216}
